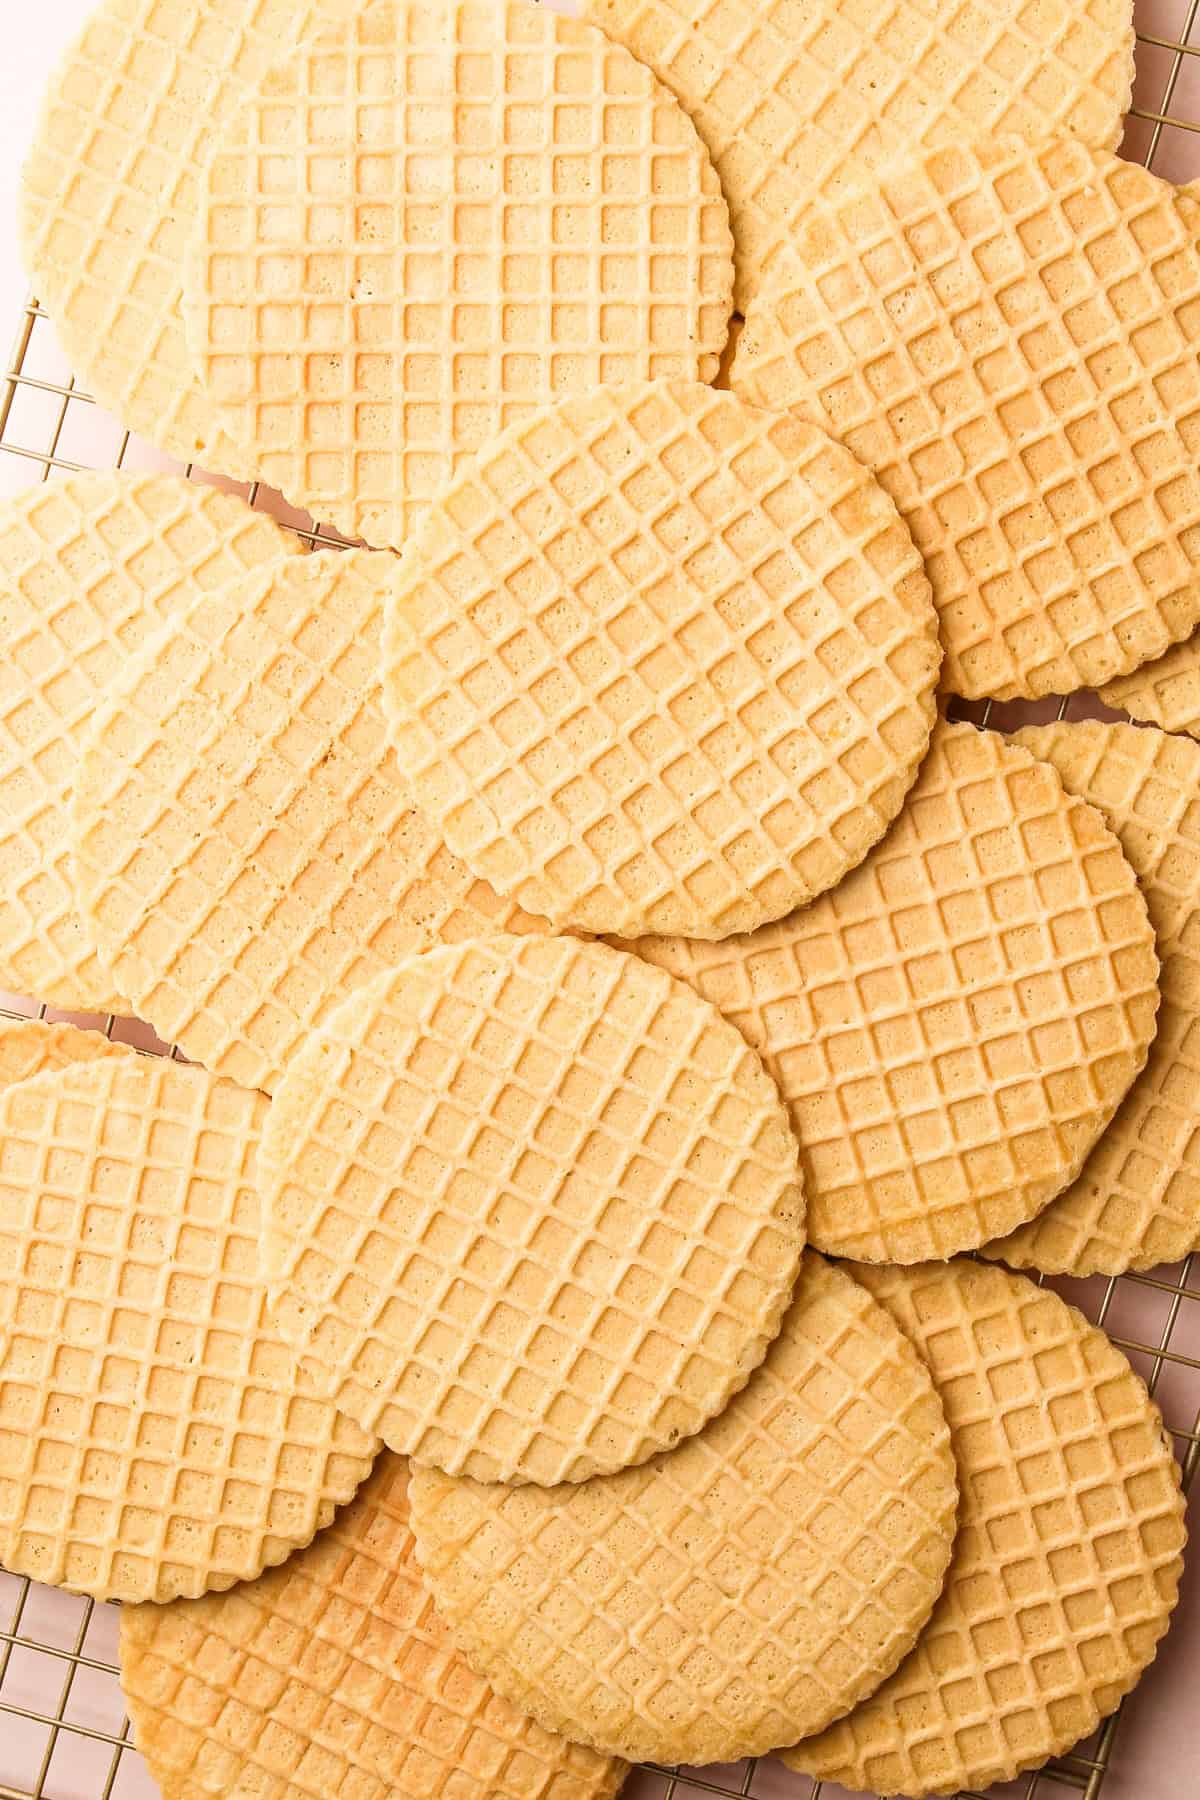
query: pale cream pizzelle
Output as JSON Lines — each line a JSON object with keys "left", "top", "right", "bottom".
{"left": 0, "top": 1018, "right": 136, "bottom": 1088}
{"left": 408, "top": 1253, "right": 958, "bottom": 1765}
{"left": 625, "top": 719, "right": 1161, "bottom": 1263}
{"left": 733, "top": 139, "right": 1200, "bottom": 702}
{"left": 18, "top": 0, "right": 355, "bottom": 469}
{"left": 119, "top": 1454, "right": 626, "bottom": 1800}
{"left": 260, "top": 935, "right": 805, "bottom": 1485}
{"left": 0, "top": 1056, "right": 377, "bottom": 1604}
{"left": 583, "top": 0, "right": 1132, "bottom": 308}
{"left": 0, "top": 472, "right": 299, "bottom": 1011}
{"left": 183, "top": 0, "right": 734, "bottom": 549}
{"left": 381, "top": 381, "right": 940, "bottom": 940}
{"left": 980, "top": 721, "right": 1200, "bottom": 1273}
{"left": 68, "top": 550, "right": 544, "bottom": 1094}
{"left": 785, "top": 1259, "right": 1186, "bottom": 1798}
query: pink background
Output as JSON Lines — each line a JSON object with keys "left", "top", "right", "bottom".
{"left": 2, "top": 2, "right": 1200, "bottom": 1798}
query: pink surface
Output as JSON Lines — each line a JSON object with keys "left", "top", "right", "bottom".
{"left": 2, "top": 1, "right": 1200, "bottom": 1797}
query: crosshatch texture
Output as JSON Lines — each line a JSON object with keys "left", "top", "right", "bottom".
{"left": 785, "top": 1259, "right": 1187, "bottom": 1797}
{"left": 628, "top": 720, "right": 1162, "bottom": 1263}
{"left": 3, "top": 6, "right": 1200, "bottom": 1800}
{"left": 119, "top": 1453, "right": 626, "bottom": 1800}
{"left": 0, "top": 1017, "right": 138, "bottom": 1088}
{"left": 183, "top": 0, "right": 735, "bottom": 548}
{"left": 0, "top": 1055, "right": 377, "bottom": 1604}
{"left": 16, "top": 0, "right": 358, "bottom": 470}
{"left": 260, "top": 935, "right": 805, "bottom": 1485}
{"left": 733, "top": 138, "right": 1200, "bottom": 702}
{"left": 67, "top": 549, "right": 543, "bottom": 1094}
{"left": 0, "top": 472, "right": 298, "bottom": 1012}
{"left": 408, "top": 1252, "right": 959, "bottom": 1765}
{"left": 382, "top": 381, "right": 940, "bottom": 940}
{"left": 581, "top": 0, "right": 1134, "bottom": 305}
{"left": 979, "top": 721, "right": 1200, "bottom": 1273}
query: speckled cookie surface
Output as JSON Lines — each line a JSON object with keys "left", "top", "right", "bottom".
{"left": 260, "top": 935, "right": 805, "bottom": 1485}
{"left": 120, "top": 1454, "right": 626, "bottom": 1800}
{"left": 626, "top": 720, "right": 1161, "bottom": 1262}
{"left": 0, "top": 1056, "right": 376, "bottom": 1602}
{"left": 69, "top": 550, "right": 542, "bottom": 1092}
{"left": 786, "top": 1259, "right": 1186, "bottom": 1797}
{"left": 381, "top": 381, "right": 939, "bottom": 939}
{"left": 982, "top": 721, "right": 1200, "bottom": 1272}
{"left": 734, "top": 140, "right": 1200, "bottom": 700}
{"left": 582, "top": 0, "right": 1132, "bottom": 306}
{"left": 183, "top": 0, "right": 734, "bottom": 547}
{"left": 18, "top": 0, "right": 355, "bottom": 468}
{"left": 0, "top": 472, "right": 298, "bottom": 1010}
{"left": 408, "top": 1253, "right": 958, "bottom": 1765}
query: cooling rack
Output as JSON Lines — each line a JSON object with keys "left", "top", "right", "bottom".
{"left": 3, "top": 4, "right": 1200, "bottom": 1798}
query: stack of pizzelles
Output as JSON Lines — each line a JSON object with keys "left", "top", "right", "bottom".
{"left": 6, "top": 0, "right": 1197, "bottom": 1794}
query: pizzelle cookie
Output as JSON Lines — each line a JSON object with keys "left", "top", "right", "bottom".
{"left": 733, "top": 139, "right": 1200, "bottom": 701}
{"left": 0, "top": 1018, "right": 136, "bottom": 1089}
{"left": 1103, "top": 631, "right": 1200, "bottom": 735}
{"left": 18, "top": 0, "right": 354, "bottom": 468}
{"left": 0, "top": 1056, "right": 377, "bottom": 1603}
{"left": 408, "top": 1253, "right": 958, "bottom": 1765}
{"left": 260, "top": 935, "right": 805, "bottom": 1485}
{"left": 120, "top": 1454, "right": 626, "bottom": 1800}
{"left": 784, "top": 1259, "right": 1186, "bottom": 1798}
{"left": 381, "top": 382, "right": 940, "bottom": 940}
{"left": 980, "top": 721, "right": 1200, "bottom": 1273}
{"left": 183, "top": 0, "right": 734, "bottom": 549}
{"left": 626, "top": 720, "right": 1161, "bottom": 1263}
{"left": 582, "top": 0, "right": 1132, "bottom": 307}
{"left": 68, "top": 550, "right": 543, "bottom": 1093}
{"left": 0, "top": 472, "right": 298, "bottom": 1011}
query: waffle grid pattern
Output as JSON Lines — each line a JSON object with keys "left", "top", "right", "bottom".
{"left": 67, "top": 550, "right": 540, "bottom": 1093}
{"left": 382, "top": 381, "right": 939, "bottom": 939}
{"left": 118, "top": 1454, "right": 626, "bottom": 1800}
{"left": 0, "top": 1055, "right": 377, "bottom": 1603}
{"left": 262, "top": 935, "right": 804, "bottom": 1484}
{"left": 3, "top": 6, "right": 1200, "bottom": 1797}
{"left": 16, "top": 0, "right": 355, "bottom": 469}
{"left": 184, "top": 0, "right": 734, "bottom": 548}
{"left": 980, "top": 722, "right": 1200, "bottom": 1272}
{"left": 630, "top": 721, "right": 1162, "bottom": 1263}
{"left": 734, "top": 138, "right": 1200, "bottom": 703}
{"left": 787, "top": 1260, "right": 1186, "bottom": 1797}
{"left": 0, "top": 471, "right": 297, "bottom": 1012}
{"left": 582, "top": 0, "right": 1133, "bottom": 305}
{"left": 409, "top": 1254, "right": 959, "bottom": 1766}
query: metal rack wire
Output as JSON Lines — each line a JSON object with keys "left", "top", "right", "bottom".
{"left": 2, "top": 6, "right": 1200, "bottom": 1799}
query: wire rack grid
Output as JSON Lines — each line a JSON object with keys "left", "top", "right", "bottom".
{"left": 3, "top": 6, "right": 1200, "bottom": 1800}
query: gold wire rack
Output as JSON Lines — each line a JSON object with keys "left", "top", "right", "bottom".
{"left": 3, "top": 6, "right": 1200, "bottom": 1800}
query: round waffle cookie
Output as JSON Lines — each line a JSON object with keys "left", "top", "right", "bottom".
{"left": 785, "top": 1259, "right": 1186, "bottom": 1797}
{"left": 260, "top": 935, "right": 805, "bottom": 1485}
{"left": 0, "top": 1018, "right": 136, "bottom": 1089}
{"left": 1103, "top": 630, "right": 1200, "bottom": 735}
{"left": 582, "top": 0, "right": 1132, "bottom": 307}
{"left": 0, "top": 472, "right": 298, "bottom": 1011}
{"left": 626, "top": 720, "right": 1160, "bottom": 1263}
{"left": 182, "top": 0, "right": 735, "bottom": 549}
{"left": 979, "top": 721, "right": 1200, "bottom": 1273}
{"left": 120, "top": 1453, "right": 627, "bottom": 1800}
{"left": 68, "top": 550, "right": 543, "bottom": 1094}
{"left": 0, "top": 1055, "right": 377, "bottom": 1603}
{"left": 381, "top": 382, "right": 940, "bottom": 940}
{"left": 733, "top": 139, "right": 1200, "bottom": 702}
{"left": 408, "top": 1252, "right": 958, "bottom": 1765}
{"left": 17, "top": 0, "right": 354, "bottom": 469}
